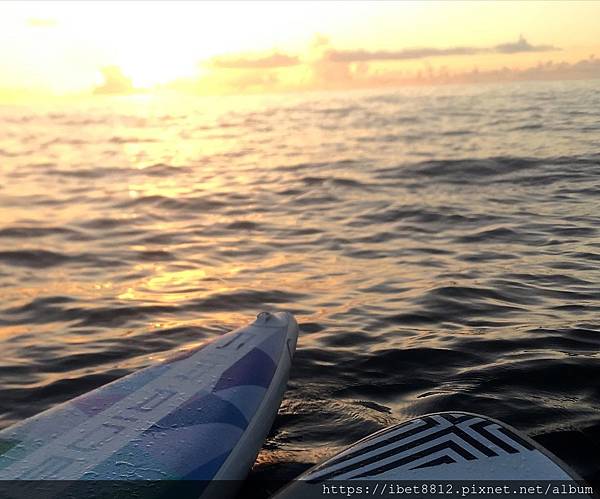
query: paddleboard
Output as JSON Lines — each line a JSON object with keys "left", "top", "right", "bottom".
{"left": 275, "top": 412, "right": 589, "bottom": 497}
{"left": 0, "top": 311, "right": 298, "bottom": 498}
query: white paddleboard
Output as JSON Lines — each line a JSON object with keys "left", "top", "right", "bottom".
{"left": 0, "top": 311, "right": 298, "bottom": 498}
{"left": 275, "top": 412, "right": 589, "bottom": 497}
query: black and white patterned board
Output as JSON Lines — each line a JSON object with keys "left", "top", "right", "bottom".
{"left": 287, "top": 413, "right": 579, "bottom": 483}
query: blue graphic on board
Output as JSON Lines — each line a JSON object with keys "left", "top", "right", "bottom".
{"left": 0, "top": 311, "right": 298, "bottom": 497}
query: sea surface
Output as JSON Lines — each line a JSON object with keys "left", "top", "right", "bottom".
{"left": 1, "top": 80, "right": 600, "bottom": 492}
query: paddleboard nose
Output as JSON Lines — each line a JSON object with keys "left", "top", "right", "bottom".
{"left": 254, "top": 310, "right": 291, "bottom": 325}
{"left": 254, "top": 311, "right": 299, "bottom": 355}
{"left": 0, "top": 312, "right": 299, "bottom": 489}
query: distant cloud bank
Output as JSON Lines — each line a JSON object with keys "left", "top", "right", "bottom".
{"left": 93, "top": 36, "right": 600, "bottom": 97}
{"left": 325, "top": 36, "right": 559, "bottom": 62}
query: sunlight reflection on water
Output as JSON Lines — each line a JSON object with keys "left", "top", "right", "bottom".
{"left": 1, "top": 80, "right": 600, "bottom": 484}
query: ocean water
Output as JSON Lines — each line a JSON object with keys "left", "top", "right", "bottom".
{"left": 1, "top": 80, "right": 600, "bottom": 490}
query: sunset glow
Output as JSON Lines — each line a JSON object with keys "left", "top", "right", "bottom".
{"left": 1, "top": 1, "right": 600, "bottom": 101}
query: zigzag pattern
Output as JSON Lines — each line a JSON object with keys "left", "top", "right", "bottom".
{"left": 306, "top": 412, "right": 535, "bottom": 482}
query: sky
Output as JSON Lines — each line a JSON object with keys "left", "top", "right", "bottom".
{"left": 1, "top": 1, "right": 600, "bottom": 101}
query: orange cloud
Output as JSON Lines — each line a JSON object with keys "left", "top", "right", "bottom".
{"left": 210, "top": 52, "right": 300, "bottom": 69}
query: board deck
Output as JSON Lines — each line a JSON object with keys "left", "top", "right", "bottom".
{"left": 275, "top": 412, "right": 587, "bottom": 498}
{"left": 0, "top": 311, "right": 298, "bottom": 496}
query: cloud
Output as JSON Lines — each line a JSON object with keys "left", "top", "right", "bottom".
{"left": 146, "top": 35, "right": 587, "bottom": 97}
{"left": 325, "top": 46, "right": 481, "bottom": 62}
{"left": 26, "top": 18, "right": 57, "bottom": 28}
{"left": 210, "top": 52, "right": 300, "bottom": 69}
{"left": 362, "top": 55, "right": 600, "bottom": 87}
{"left": 93, "top": 66, "right": 135, "bottom": 95}
{"left": 494, "top": 35, "right": 558, "bottom": 54}
{"left": 159, "top": 52, "right": 600, "bottom": 98}
{"left": 324, "top": 36, "right": 559, "bottom": 63}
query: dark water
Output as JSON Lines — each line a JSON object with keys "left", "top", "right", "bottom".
{"left": 1, "top": 80, "right": 600, "bottom": 489}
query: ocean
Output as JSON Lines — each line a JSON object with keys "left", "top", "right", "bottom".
{"left": 1, "top": 79, "right": 599, "bottom": 491}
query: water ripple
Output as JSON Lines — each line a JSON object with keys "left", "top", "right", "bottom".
{"left": 1, "top": 81, "right": 600, "bottom": 486}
